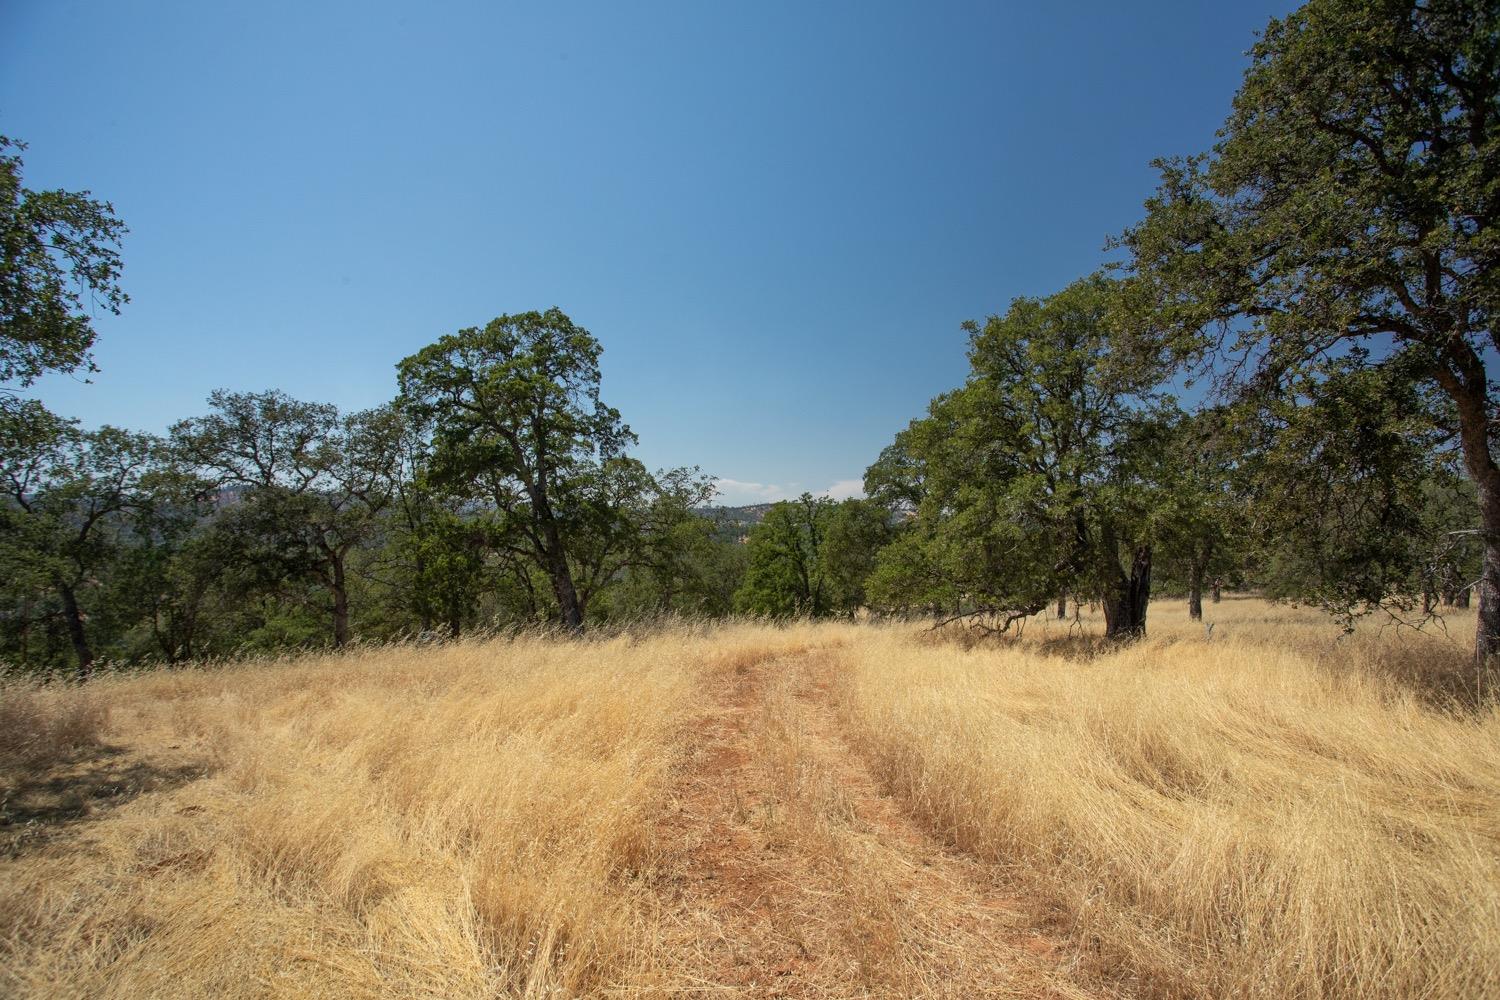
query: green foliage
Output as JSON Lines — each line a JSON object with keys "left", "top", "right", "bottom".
{"left": 582, "top": 465, "right": 735, "bottom": 619}
{"left": 1243, "top": 360, "right": 1455, "bottom": 621}
{"left": 393, "top": 510, "right": 490, "bottom": 635}
{"left": 735, "top": 495, "right": 835, "bottom": 617}
{"left": 1148, "top": 407, "right": 1249, "bottom": 612}
{"left": 9, "top": 2, "right": 1492, "bottom": 664}
{"left": 1118, "top": 0, "right": 1497, "bottom": 375}
{"left": 397, "top": 309, "right": 631, "bottom": 630}
{"left": 0, "top": 399, "right": 158, "bottom": 673}
{"left": 734, "top": 495, "right": 892, "bottom": 618}
{"left": 597, "top": 511, "right": 747, "bottom": 619}
{"left": 1414, "top": 469, "right": 1484, "bottom": 608}
{"left": 0, "top": 136, "right": 129, "bottom": 386}
{"left": 865, "top": 276, "right": 1180, "bottom": 636}
{"left": 1117, "top": 0, "right": 1500, "bottom": 656}
{"left": 171, "top": 391, "right": 402, "bottom": 647}
{"left": 396, "top": 309, "right": 716, "bottom": 631}
{"left": 821, "top": 498, "right": 895, "bottom": 613}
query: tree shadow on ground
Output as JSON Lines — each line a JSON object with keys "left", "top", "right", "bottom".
{"left": 1028, "top": 634, "right": 1118, "bottom": 661}
{"left": 919, "top": 622, "right": 1120, "bottom": 661}
{"left": 0, "top": 746, "right": 208, "bottom": 858}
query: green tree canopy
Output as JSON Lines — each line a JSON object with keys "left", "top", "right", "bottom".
{"left": 865, "top": 276, "right": 1181, "bottom": 638}
{"left": 398, "top": 308, "right": 645, "bottom": 631}
{"left": 0, "top": 399, "right": 158, "bottom": 675}
{"left": 172, "top": 390, "right": 402, "bottom": 647}
{"left": 735, "top": 495, "right": 836, "bottom": 618}
{"left": 1117, "top": 0, "right": 1500, "bottom": 663}
{"left": 0, "top": 136, "right": 128, "bottom": 386}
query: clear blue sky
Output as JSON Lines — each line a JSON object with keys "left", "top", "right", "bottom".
{"left": 3, "top": 0, "right": 1293, "bottom": 505}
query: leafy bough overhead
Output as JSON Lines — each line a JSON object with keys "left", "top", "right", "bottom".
{"left": 1114, "top": 0, "right": 1500, "bottom": 664}
{"left": 0, "top": 136, "right": 128, "bottom": 387}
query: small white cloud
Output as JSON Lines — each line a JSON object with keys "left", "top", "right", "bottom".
{"left": 711, "top": 477, "right": 865, "bottom": 506}
{"left": 712, "top": 478, "right": 797, "bottom": 505}
{"left": 819, "top": 479, "right": 865, "bottom": 501}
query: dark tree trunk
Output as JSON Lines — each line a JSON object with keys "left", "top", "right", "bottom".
{"left": 1441, "top": 362, "right": 1500, "bottom": 669}
{"left": 1423, "top": 590, "right": 1436, "bottom": 614}
{"left": 1188, "top": 561, "right": 1205, "bottom": 621}
{"left": 415, "top": 551, "right": 433, "bottom": 632}
{"left": 1457, "top": 587, "right": 1472, "bottom": 609}
{"left": 1103, "top": 545, "right": 1152, "bottom": 640}
{"left": 546, "top": 544, "right": 584, "bottom": 632}
{"left": 529, "top": 481, "right": 585, "bottom": 633}
{"left": 1474, "top": 521, "right": 1500, "bottom": 669}
{"left": 331, "top": 555, "right": 351, "bottom": 648}
{"left": 58, "top": 582, "right": 94, "bottom": 680}
{"left": 1211, "top": 578, "right": 1222, "bottom": 603}
{"left": 1056, "top": 594, "right": 1067, "bottom": 619}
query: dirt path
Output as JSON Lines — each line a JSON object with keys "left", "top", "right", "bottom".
{"left": 647, "top": 643, "right": 1112, "bottom": 998}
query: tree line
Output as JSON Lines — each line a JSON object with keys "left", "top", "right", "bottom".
{"left": 2, "top": 0, "right": 1496, "bottom": 674}
{"left": 854, "top": 0, "right": 1496, "bottom": 673}
{"left": 1, "top": 305, "right": 765, "bottom": 674}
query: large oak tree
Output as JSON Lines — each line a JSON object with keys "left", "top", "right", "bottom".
{"left": 865, "top": 276, "right": 1176, "bottom": 638}
{"left": 1117, "top": 0, "right": 1499, "bottom": 663}
{"left": 172, "top": 390, "right": 401, "bottom": 647}
{"left": 396, "top": 308, "right": 634, "bottom": 632}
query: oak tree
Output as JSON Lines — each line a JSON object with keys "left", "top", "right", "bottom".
{"left": 1118, "top": 0, "right": 1500, "bottom": 664}
{"left": 397, "top": 309, "right": 633, "bottom": 632}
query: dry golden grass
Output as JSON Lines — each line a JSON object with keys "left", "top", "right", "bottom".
{"left": 1, "top": 601, "right": 1496, "bottom": 999}
{"left": 0, "top": 683, "right": 108, "bottom": 771}
{"left": 837, "top": 599, "right": 1500, "bottom": 999}
{"left": 0, "top": 628, "right": 767, "bottom": 998}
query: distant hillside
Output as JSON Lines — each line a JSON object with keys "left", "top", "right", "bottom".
{"left": 693, "top": 503, "right": 774, "bottom": 542}
{"left": 694, "top": 503, "right": 775, "bottom": 525}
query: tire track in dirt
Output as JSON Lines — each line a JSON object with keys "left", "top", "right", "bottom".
{"left": 646, "top": 643, "right": 1115, "bottom": 998}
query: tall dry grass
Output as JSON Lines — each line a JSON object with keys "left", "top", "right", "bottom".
{"left": 2, "top": 604, "right": 1497, "bottom": 999}
{"left": 0, "top": 625, "right": 805, "bottom": 999}
{"left": 0, "top": 684, "right": 109, "bottom": 772}
{"left": 837, "top": 599, "right": 1500, "bottom": 999}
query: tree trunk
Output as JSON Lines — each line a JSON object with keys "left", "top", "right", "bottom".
{"left": 1457, "top": 587, "right": 1472, "bottom": 609}
{"left": 1441, "top": 363, "right": 1500, "bottom": 669}
{"left": 1211, "top": 578, "right": 1222, "bottom": 603}
{"left": 58, "top": 582, "right": 94, "bottom": 680}
{"left": 331, "top": 555, "right": 351, "bottom": 648}
{"left": 415, "top": 551, "right": 433, "bottom": 632}
{"left": 1056, "top": 593, "right": 1067, "bottom": 619}
{"left": 544, "top": 542, "right": 584, "bottom": 632}
{"left": 1188, "top": 561, "right": 1204, "bottom": 621}
{"left": 553, "top": 574, "right": 583, "bottom": 630}
{"left": 1473, "top": 511, "right": 1500, "bottom": 669}
{"left": 1103, "top": 545, "right": 1152, "bottom": 640}
{"left": 530, "top": 482, "right": 585, "bottom": 633}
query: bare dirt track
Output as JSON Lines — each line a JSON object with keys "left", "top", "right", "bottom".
{"left": 646, "top": 642, "right": 1111, "bottom": 999}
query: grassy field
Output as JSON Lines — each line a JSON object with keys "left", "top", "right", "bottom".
{"left": 1, "top": 601, "right": 1496, "bottom": 998}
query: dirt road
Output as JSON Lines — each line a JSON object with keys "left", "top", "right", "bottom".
{"left": 646, "top": 642, "right": 1111, "bottom": 998}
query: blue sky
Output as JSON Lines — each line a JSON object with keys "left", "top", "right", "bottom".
{"left": 3, "top": 1, "right": 1293, "bottom": 505}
